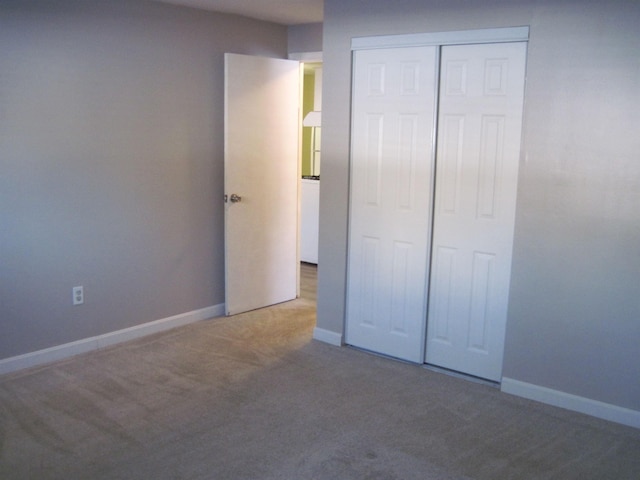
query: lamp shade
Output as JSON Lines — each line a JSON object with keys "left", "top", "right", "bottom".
{"left": 303, "top": 111, "right": 322, "bottom": 127}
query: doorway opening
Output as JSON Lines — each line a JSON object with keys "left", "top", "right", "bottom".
{"left": 300, "top": 61, "right": 322, "bottom": 266}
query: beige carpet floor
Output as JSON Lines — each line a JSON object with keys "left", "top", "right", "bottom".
{"left": 1, "top": 264, "right": 639, "bottom": 479}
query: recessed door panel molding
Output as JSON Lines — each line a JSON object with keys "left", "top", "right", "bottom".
{"left": 358, "top": 236, "right": 380, "bottom": 327}
{"left": 368, "top": 64, "right": 386, "bottom": 96}
{"left": 397, "top": 114, "right": 419, "bottom": 210}
{"left": 439, "top": 115, "right": 465, "bottom": 215}
{"left": 467, "top": 251, "right": 495, "bottom": 353}
{"left": 400, "top": 62, "right": 421, "bottom": 95}
{"left": 346, "top": 46, "right": 437, "bottom": 364}
{"left": 365, "top": 114, "right": 384, "bottom": 206}
{"left": 430, "top": 246, "right": 458, "bottom": 345}
{"left": 484, "top": 58, "right": 509, "bottom": 96}
{"left": 477, "top": 115, "right": 505, "bottom": 219}
{"left": 444, "top": 61, "right": 468, "bottom": 97}
{"left": 426, "top": 42, "right": 527, "bottom": 381}
{"left": 390, "top": 241, "right": 413, "bottom": 335}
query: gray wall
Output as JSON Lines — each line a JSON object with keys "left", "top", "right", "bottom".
{"left": 288, "top": 22, "right": 323, "bottom": 53}
{"left": 317, "top": 0, "right": 640, "bottom": 411}
{"left": 0, "top": 0, "right": 287, "bottom": 358}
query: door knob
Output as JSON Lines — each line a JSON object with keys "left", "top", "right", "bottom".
{"left": 229, "top": 193, "right": 242, "bottom": 203}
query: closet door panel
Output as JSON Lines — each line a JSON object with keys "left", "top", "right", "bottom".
{"left": 346, "top": 46, "right": 437, "bottom": 363}
{"left": 426, "top": 42, "right": 527, "bottom": 381}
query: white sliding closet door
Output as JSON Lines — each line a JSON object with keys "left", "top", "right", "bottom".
{"left": 425, "top": 42, "right": 527, "bottom": 381}
{"left": 346, "top": 46, "right": 437, "bottom": 363}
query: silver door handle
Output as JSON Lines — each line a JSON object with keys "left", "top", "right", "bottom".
{"left": 229, "top": 193, "right": 242, "bottom": 203}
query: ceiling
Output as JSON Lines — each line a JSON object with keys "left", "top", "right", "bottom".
{"left": 152, "top": 0, "right": 323, "bottom": 25}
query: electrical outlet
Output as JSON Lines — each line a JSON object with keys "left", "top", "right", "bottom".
{"left": 72, "top": 286, "right": 84, "bottom": 305}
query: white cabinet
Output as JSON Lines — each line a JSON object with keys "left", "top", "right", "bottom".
{"left": 300, "top": 179, "right": 319, "bottom": 264}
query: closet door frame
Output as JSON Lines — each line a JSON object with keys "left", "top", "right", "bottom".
{"left": 346, "top": 26, "right": 529, "bottom": 368}
{"left": 351, "top": 26, "right": 529, "bottom": 51}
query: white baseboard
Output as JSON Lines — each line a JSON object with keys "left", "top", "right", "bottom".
{"left": 0, "top": 304, "right": 225, "bottom": 376}
{"left": 313, "top": 327, "right": 343, "bottom": 346}
{"left": 501, "top": 377, "right": 640, "bottom": 429}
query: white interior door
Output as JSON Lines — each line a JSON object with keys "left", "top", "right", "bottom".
{"left": 346, "top": 46, "right": 437, "bottom": 363}
{"left": 425, "top": 42, "right": 527, "bottom": 381}
{"left": 224, "top": 53, "right": 300, "bottom": 316}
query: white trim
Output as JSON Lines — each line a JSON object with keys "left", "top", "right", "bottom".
{"left": 0, "top": 304, "right": 225, "bottom": 376}
{"left": 313, "top": 327, "right": 343, "bottom": 346}
{"left": 501, "top": 377, "right": 640, "bottom": 429}
{"left": 289, "top": 51, "right": 323, "bottom": 62}
{"left": 351, "top": 26, "right": 529, "bottom": 51}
